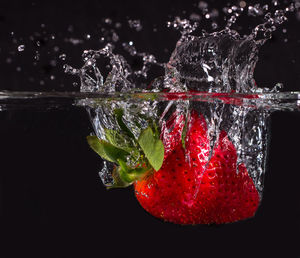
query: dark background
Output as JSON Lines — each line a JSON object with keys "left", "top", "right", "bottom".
{"left": 0, "top": 0, "right": 300, "bottom": 257}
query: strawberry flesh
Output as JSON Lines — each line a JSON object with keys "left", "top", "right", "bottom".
{"left": 134, "top": 110, "right": 260, "bottom": 225}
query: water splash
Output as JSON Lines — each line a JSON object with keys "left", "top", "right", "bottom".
{"left": 2, "top": 1, "right": 299, "bottom": 200}
{"left": 60, "top": 1, "right": 300, "bottom": 195}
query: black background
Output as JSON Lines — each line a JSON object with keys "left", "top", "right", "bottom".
{"left": 1, "top": 1, "right": 300, "bottom": 257}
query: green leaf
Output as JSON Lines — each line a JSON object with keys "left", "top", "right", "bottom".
{"left": 108, "top": 166, "right": 132, "bottom": 189}
{"left": 117, "top": 159, "right": 150, "bottom": 183}
{"left": 114, "top": 109, "right": 135, "bottom": 139}
{"left": 87, "top": 135, "right": 129, "bottom": 163}
{"left": 105, "top": 129, "right": 134, "bottom": 153}
{"left": 138, "top": 127, "right": 164, "bottom": 171}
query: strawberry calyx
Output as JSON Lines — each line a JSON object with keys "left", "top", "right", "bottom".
{"left": 87, "top": 108, "right": 164, "bottom": 188}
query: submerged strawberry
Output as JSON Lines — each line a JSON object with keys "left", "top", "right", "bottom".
{"left": 88, "top": 107, "right": 260, "bottom": 225}
{"left": 135, "top": 110, "right": 259, "bottom": 224}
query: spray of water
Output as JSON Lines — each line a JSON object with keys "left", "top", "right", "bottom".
{"left": 62, "top": 1, "right": 300, "bottom": 197}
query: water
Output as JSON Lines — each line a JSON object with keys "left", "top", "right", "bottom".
{"left": 1, "top": 0, "right": 300, "bottom": 224}
{"left": 0, "top": 90, "right": 299, "bottom": 111}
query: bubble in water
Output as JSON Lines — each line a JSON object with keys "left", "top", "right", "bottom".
{"left": 99, "top": 161, "right": 114, "bottom": 187}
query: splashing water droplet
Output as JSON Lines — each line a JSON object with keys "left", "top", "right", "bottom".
{"left": 17, "top": 45, "right": 25, "bottom": 52}
{"left": 128, "top": 19, "right": 143, "bottom": 31}
{"left": 59, "top": 54, "right": 66, "bottom": 60}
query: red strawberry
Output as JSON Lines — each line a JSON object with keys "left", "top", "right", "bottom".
{"left": 134, "top": 144, "right": 198, "bottom": 224}
{"left": 134, "top": 110, "right": 260, "bottom": 224}
{"left": 88, "top": 106, "right": 260, "bottom": 225}
{"left": 160, "top": 110, "right": 185, "bottom": 157}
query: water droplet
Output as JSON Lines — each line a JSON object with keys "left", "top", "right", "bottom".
{"left": 104, "top": 18, "right": 112, "bottom": 24}
{"left": 198, "top": 1, "right": 208, "bottom": 11}
{"left": 272, "top": 0, "right": 278, "bottom": 7}
{"left": 190, "top": 13, "right": 201, "bottom": 21}
{"left": 211, "top": 22, "right": 218, "bottom": 30}
{"left": 16, "top": 66, "right": 21, "bottom": 72}
{"left": 85, "top": 34, "right": 91, "bottom": 40}
{"left": 128, "top": 19, "right": 143, "bottom": 31}
{"left": 18, "top": 45, "right": 25, "bottom": 52}
{"left": 67, "top": 25, "right": 74, "bottom": 32}
{"left": 239, "top": 1, "right": 246, "bottom": 8}
{"left": 34, "top": 51, "right": 40, "bottom": 61}
{"left": 50, "top": 60, "right": 57, "bottom": 66}
{"left": 50, "top": 75, "right": 55, "bottom": 80}
{"left": 64, "top": 37, "right": 83, "bottom": 45}
{"left": 112, "top": 32, "right": 119, "bottom": 42}
{"left": 115, "top": 22, "right": 122, "bottom": 29}
{"left": 59, "top": 54, "right": 66, "bottom": 60}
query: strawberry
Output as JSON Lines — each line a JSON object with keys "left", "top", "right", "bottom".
{"left": 88, "top": 107, "right": 260, "bottom": 225}
{"left": 134, "top": 110, "right": 260, "bottom": 224}
{"left": 160, "top": 110, "right": 185, "bottom": 156}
